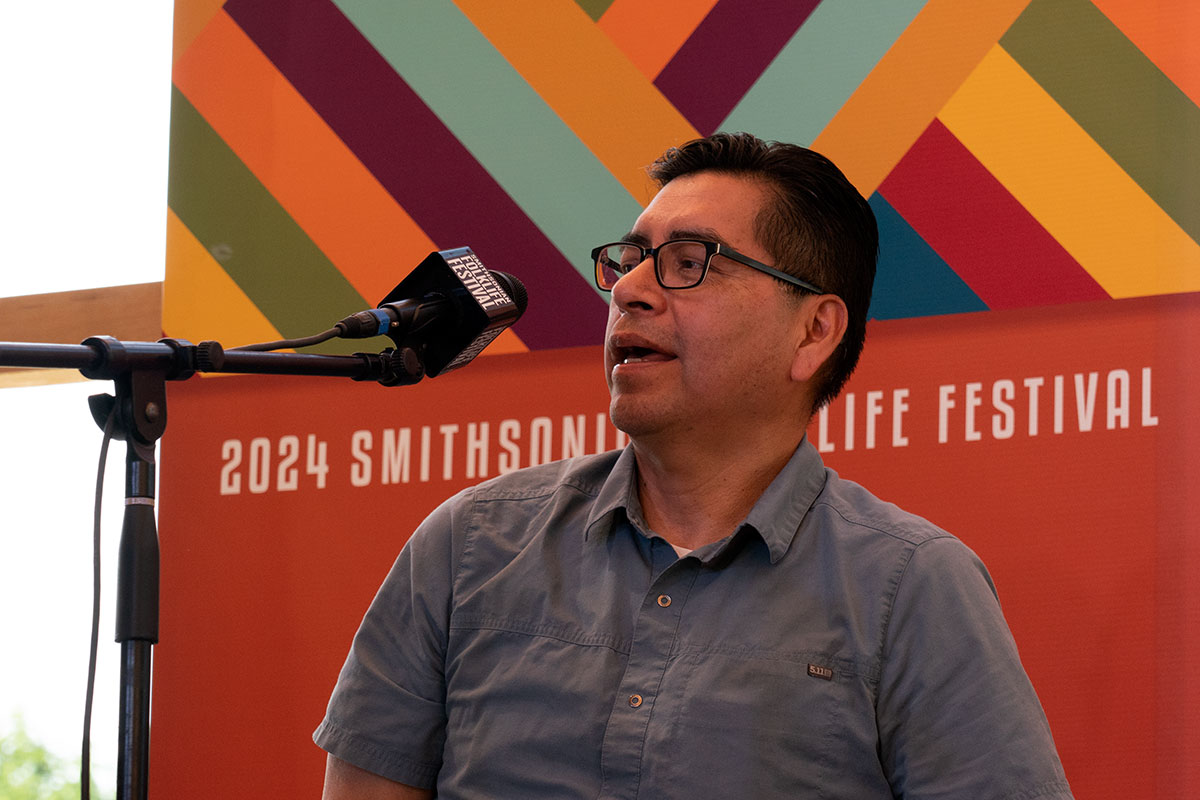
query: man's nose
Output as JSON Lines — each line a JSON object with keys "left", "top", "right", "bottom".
{"left": 611, "top": 254, "right": 661, "bottom": 311}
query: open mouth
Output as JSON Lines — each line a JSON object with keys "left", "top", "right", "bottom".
{"left": 618, "top": 346, "right": 674, "bottom": 364}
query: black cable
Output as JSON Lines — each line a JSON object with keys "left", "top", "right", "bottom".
{"left": 227, "top": 327, "right": 342, "bottom": 352}
{"left": 82, "top": 403, "right": 117, "bottom": 800}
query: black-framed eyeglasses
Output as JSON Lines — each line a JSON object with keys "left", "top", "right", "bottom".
{"left": 591, "top": 239, "right": 826, "bottom": 294}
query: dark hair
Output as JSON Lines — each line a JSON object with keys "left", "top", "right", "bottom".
{"left": 648, "top": 132, "right": 877, "bottom": 410}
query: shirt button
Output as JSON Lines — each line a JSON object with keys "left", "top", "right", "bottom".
{"left": 657, "top": 594, "right": 672, "bottom": 608}
{"left": 628, "top": 694, "right": 644, "bottom": 708}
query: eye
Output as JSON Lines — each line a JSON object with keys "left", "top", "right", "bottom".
{"left": 665, "top": 241, "right": 707, "bottom": 274}
{"left": 615, "top": 244, "right": 644, "bottom": 272}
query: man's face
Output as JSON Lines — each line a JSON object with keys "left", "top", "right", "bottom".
{"left": 604, "top": 171, "right": 809, "bottom": 444}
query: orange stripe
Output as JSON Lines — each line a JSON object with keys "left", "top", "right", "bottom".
{"left": 476, "top": 327, "right": 528, "bottom": 357}
{"left": 172, "top": 10, "right": 437, "bottom": 304}
{"left": 454, "top": 0, "right": 699, "bottom": 205}
{"left": 1091, "top": 0, "right": 1200, "bottom": 106}
{"left": 171, "top": 0, "right": 226, "bottom": 64}
{"left": 812, "top": 0, "right": 1032, "bottom": 197}
{"left": 598, "top": 0, "right": 720, "bottom": 81}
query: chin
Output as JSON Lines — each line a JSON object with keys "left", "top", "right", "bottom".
{"left": 608, "top": 403, "right": 648, "bottom": 438}
{"left": 609, "top": 401, "right": 675, "bottom": 443}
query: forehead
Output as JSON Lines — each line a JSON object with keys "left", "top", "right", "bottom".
{"left": 631, "top": 171, "right": 771, "bottom": 249}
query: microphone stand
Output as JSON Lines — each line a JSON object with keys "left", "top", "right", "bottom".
{"left": 0, "top": 336, "right": 426, "bottom": 800}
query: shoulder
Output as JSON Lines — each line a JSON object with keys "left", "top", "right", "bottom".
{"left": 399, "top": 451, "right": 626, "bottom": 595}
{"left": 422, "top": 450, "right": 624, "bottom": 557}
{"left": 810, "top": 468, "right": 955, "bottom": 548}
{"left": 770, "top": 440, "right": 954, "bottom": 555}
{"left": 464, "top": 449, "right": 622, "bottom": 504}
{"left": 803, "top": 468, "right": 992, "bottom": 597}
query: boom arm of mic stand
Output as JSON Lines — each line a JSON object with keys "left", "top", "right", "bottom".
{"left": 0, "top": 336, "right": 428, "bottom": 387}
{"left": 193, "top": 341, "right": 426, "bottom": 386}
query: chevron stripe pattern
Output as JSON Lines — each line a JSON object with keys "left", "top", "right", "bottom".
{"left": 166, "top": 0, "right": 1200, "bottom": 353}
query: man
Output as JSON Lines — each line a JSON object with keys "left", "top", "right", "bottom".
{"left": 315, "top": 133, "right": 1073, "bottom": 798}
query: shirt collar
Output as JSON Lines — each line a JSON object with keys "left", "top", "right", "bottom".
{"left": 742, "top": 437, "right": 827, "bottom": 563}
{"left": 584, "top": 444, "right": 641, "bottom": 539}
{"left": 584, "top": 438, "right": 828, "bottom": 564}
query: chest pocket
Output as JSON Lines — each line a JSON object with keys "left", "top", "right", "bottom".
{"left": 641, "top": 647, "right": 889, "bottom": 797}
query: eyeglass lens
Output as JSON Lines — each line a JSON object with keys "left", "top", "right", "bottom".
{"left": 597, "top": 241, "right": 710, "bottom": 289}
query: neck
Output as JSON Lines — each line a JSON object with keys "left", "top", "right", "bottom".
{"left": 630, "top": 424, "right": 805, "bottom": 551}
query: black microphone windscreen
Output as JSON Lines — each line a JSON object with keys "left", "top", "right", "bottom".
{"left": 489, "top": 271, "right": 528, "bottom": 318}
{"left": 377, "top": 248, "right": 526, "bottom": 377}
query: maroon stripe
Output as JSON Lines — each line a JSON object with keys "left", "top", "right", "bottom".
{"left": 224, "top": 0, "right": 608, "bottom": 350}
{"left": 878, "top": 120, "right": 1110, "bottom": 309}
{"left": 654, "top": 0, "right": 822, "bottom": 136}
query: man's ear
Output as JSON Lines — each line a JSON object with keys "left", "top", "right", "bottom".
{"left": 791, "top": 295, "right": 848, "bottom": 384}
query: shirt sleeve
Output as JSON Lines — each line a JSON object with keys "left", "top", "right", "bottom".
{"left": 875, "top": 536, "right": 1074, "bottom": 800}
{"left": 313, "top": 492, "right": 465, "bottom": 789}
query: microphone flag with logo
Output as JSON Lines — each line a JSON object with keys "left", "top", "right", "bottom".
{"left": 377, "top": 247, "right": 527, "bottom": 377}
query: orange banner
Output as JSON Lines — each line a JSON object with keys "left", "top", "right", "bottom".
{"left": 153, "top": 293, "right": 1197, "bottom": 798}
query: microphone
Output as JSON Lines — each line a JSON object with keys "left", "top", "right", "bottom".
{"left": 336, "top": 247, "right": 528, "bottom": 377}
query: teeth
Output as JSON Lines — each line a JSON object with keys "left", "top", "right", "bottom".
{"left": 614, "top": 344, "right": 669, "bottom": 365}
{"left": 622, "top": 347, "right": 648, "bottom": 365}
{"left": 621, "top": 348, "right": 666, "bottom": 364}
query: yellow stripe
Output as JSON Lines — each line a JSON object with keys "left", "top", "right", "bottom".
{"left": 939, "top": 46, "right": 1200, "bottom": 298}
{"left": 164, "top": 209, "right": 285, "bottom": 348}
{"left": 452, "top": 0, "right": 698, "bottom": 205}
{"left": 813, "top": 0, "right": 1031, "bottom": 196}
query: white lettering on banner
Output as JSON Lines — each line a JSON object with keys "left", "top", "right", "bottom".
{"left": 993, "top": 381, "right": 1015, "bottom": 440}
{"left": 820, "top": 366, "right": 1158, "bottom": 453}
{"left": 892, "top": 389, "right": 910, "bottom": 447}
{"left": 351, "top": 412, "right": 627, "bottom": 488}
{"left": 822, "top": 388, "right": 911, "bottom": 453}
{"left": 467, "top": 422, "right": 488, "bottom": 480}
{"left": 843, "top": 392, "right": 855, "bottom": 451}
{"left": 219, "top": 434, "right": 330, "bottom": 495}
{"left": 865, "top": 391, "right": 885, "bottom": 450}
{"left": 218, "top": 413, "right": 631, "bottom": 496}
{"left": 216, "top": 366, "right": 1161, "bottom": 495}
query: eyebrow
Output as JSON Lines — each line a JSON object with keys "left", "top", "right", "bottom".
{"left": 622, "top": 228, "right": 732, "bottom": 248}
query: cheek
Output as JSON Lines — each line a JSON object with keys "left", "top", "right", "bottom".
{"left": 603, "top": 306, "right": 619, "bottom": 360}
{"left": 604, "top": 300, "right": 623, "bottom": 336}
{"left": 682, "top": 319, "right": 792, "bottom": 390}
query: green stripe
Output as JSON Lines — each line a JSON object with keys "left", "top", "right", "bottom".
{"left": 575, "top": 0, "right": 615, "bottom": 22}
{"left": 167, "top": 87, "right": 369, "bottom": 353}
{"left": 1001, "top": 0, "right": 1200, "bottom": 244}
{"left": 334, "top": 0, "right": 642, "bottom": 290}
{"left": 721, "top": 0, "right": 928, "bottom": 145}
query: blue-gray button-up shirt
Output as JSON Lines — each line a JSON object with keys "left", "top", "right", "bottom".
{"left": 315, "top": 440, "right": 1072, "bottom": 799}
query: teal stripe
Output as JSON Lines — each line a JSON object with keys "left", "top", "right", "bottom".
{"left": 333, "top": 0, "right": 643, "bottom": 290}
{"left": 167, "top": 86, "right": 369, "bottom": 353}
{"left": 1001, "top": 0, "right": 1200, "bottom": 245}
{"left": 720, "top": 0, "right": 928, "bottom": 145}
{"left": 868, "top": 193, "right": 987, "bottom": 320}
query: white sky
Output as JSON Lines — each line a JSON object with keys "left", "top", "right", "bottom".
{"left": 0, "top": 2, "right": 175, "bottom": 791}
{"left": 0, "top": 3, "right": 172, "bottom": 298}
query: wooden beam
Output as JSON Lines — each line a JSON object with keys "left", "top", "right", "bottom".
{"left": 0, "top": 282, "right": 163, "bottom": 387}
